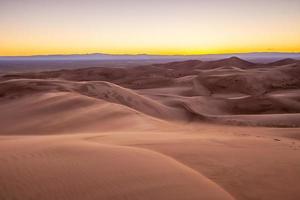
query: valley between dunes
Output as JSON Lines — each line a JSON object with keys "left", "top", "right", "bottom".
{"left": 0, "top": 57, "right": 300, "bottom": 200}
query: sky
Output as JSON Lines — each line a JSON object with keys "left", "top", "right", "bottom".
{"left": 0, "top": 0, "right": 300, "bottom": 56}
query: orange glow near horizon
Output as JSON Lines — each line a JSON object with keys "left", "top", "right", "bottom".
{"left": 1, "top": 0, "right": 300, "bottom": 56}
{"left": 1, "top": 48, "right": 300, "bottom": 57}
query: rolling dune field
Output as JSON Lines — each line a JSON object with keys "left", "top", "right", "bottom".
{"left": 0, "top": 57, "right": 300, "bottom": 200}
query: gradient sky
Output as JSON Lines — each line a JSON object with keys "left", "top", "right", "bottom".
{"left": 1, "top": 0, "right": 300, "bottom": 56}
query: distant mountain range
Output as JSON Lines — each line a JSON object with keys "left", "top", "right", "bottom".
{"left": 1, "top": 52, "right": 300, "bottom": 63}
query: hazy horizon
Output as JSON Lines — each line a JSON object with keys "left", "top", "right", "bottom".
{"left": 1, "top": 52, "right": 300, "bottom": 58}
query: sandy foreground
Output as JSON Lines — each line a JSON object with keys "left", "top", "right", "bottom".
{"left": 1, "top": 123, "right": 300, "bottom": 200}
{"left": 0, "top": 58, "right": 300, "bottom": 200}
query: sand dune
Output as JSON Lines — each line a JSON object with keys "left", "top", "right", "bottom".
{"left": 0, "top": 92, "right": 171, "bottom": 134}
{"left": 0, "top": 136, "right": 234, "bottom": 200}
{"left": 0, "top": 57, "right": 300, "bottom": 200}
{"left": 2, "top": 57, "right": 299, "bottom": 127}
{"left": 0, "top": 79, "right": 188, "bottom": 123}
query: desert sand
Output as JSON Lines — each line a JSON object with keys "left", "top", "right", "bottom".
{"left": 0, "top": 57, "right": 300, "bottom": 200}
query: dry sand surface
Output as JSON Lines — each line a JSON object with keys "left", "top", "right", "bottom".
{"left": 0, "top": 57, "right": 300, "bottom": 200}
